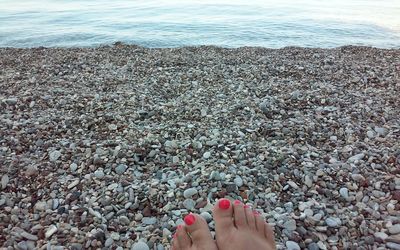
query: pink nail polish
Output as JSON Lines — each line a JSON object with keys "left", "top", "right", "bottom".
{"left": 234, "top": 200, "right": 242, "bottom": 205}
{"left": 253, "top": 210, "right": 260, "bottom": 216}
{"left": 219, "top": 199, "right": 231, "bottom": 210}
{"left": 184, "top": 213, "right": 196, "bottom": 226}
{"left": 244, "top": 205, "right": 250, "bottom": 209}
{"left": 177, "top": 225, "right": 183, "bottom": 230}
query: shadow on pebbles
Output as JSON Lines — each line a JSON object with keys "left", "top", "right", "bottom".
{"left": 0, "top": 45, "right": 400, "bottom": 250}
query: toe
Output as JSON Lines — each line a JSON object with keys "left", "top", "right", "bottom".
{"left": 213, "top": 198, "right": 235, "bottom": 233}
{"left": 233, "top": 200, "right": 248, "bottom": 228}
{"left": 264, "top": 223, "right": 276, "bottom": 244}
{"left": 244, "top": 204, "right": 256, "bottom": 230}
{"left": 172, "top": 233, "right": 181, "bottom": 250}
{"left": 183, "top": 213, "right": 214, "bottom": 244}
{"left": 176, "top": 224, "right": 192, "bottom": 248}
{"left": 254, "top": 211, "right": 266, "bottom": 237}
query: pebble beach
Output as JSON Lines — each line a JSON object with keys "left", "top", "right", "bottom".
{"left": 0, "top": 45, "right": 400, "bottom": 249}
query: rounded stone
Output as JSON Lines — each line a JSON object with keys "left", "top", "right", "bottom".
{"left": 115, "top": 164, "right": 127, "bottom": 175}
{"left": 183, "top": 188, "right": 198, "bottom": 199}
{"left": 286, "top": 241, "right": 301, "bottom": 250}
{"left": 131, "top": 241, "right": 149, "bottom": 250}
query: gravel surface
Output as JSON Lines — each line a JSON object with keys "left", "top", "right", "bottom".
{"left": 1, "top": 44, "right": 400, "bottom": 250}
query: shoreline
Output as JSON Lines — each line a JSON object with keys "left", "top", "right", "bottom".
{"left": 1, "top": 46, "right": 399, "bottom": 249}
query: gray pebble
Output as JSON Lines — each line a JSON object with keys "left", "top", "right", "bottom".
{"left": 1, "top": 174, "right": 9, "bottom": 190}
{"left": 142, "top": 217, "right": 157, "bottom": 225}
{"left": 94, "top": 169, "right": 105, "bottom": 179}
{"left": 49, "top": 150, "right": 61, "bottom": 162}
{"left": 286, "top": 241, "right": 301, "bottom": 250}
{"left": 115, "top": 164, "right": 127, "bottom": 175}
{"left": 131, "top": 241, "right": 150, "bottom": 250}
{"left": 283, "top": 219, "right": 297, "bottom": 231}
{"left": 17, "top": 241, "right": 28, "bottom": 250}
{"left": 234, "top": 176, "right": 244, "bottom": 187}
{"left": 387, "top": 242, "right": 400, "bottom": 250}
{"left": 183, "top": 199, "right": 196, "bottom": 210}
{"left": 183, "top": 188, "right": 198, "bottom": 199}
{"left": 348, "top": 153, "right": 364, "bottom": 163}
{"left": 200, "top": 212, "right": 212, "bottom": 223}
{"left": 339, "top": 187, "right": 349, "bottom": 199}
{"left": 308, "top": 242, "right": 320, "bottom": 250}
{"left": 119, "top": 215, "right": 130, "bottom": 225}
{"left": 105, "top": 238, "right": 114, "bottom": 247}
{"left": 70, "top": 163, "right": 78, "bottom": 172}
{"left": 203, "top": 151, "right": 211, "bottom": 159}
{"left": 326, "top": 217, "right": 341, "bottom": 228}
{"left": 389, "top": 224, "right": 400, "bottom": 235}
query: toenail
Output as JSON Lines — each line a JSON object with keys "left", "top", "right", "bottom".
{"left": 219, "top": 199, "right": 231, "bottom": 209}
{"left": 253, "top": 210, "right": 260, "bottom": 216}
{"left": 177, "top": 225, "right": 183, "bottom": 230}
{"left": 173, "top": 233, "right": 177, "bottom": 238}
{"left": 184, "top": 213, "right": 196, "bottom": 226}
{"left": 244, "top": 205, "right": 250, "bottom": 209}
{"left": 234, "top": 200, "right": 242, "bottom": 205}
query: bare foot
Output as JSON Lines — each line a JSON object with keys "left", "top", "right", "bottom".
{"left": 172, "top": 213, "right": 218, "bottom": 250}
{"left": 213, "top": 199, "right": 276, "bottom": 250}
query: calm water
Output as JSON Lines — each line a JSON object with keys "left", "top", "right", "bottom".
{"left": 0, "top": 0, "right": 399, "bottom": 48}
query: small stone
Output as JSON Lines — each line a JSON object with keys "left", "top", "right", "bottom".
{"left": 135, "top": 214, "right": 143, "bottom": 221}
{"left": 203, "top": 151, "right": 211, "bottom": 159}
{"left": 115, "top": 164, "right": 127, "bottom": 175}
{"left": 94, "top": 169, "right": 105, "bottom": 179}
{"left": 366, "top": 130, "right": 375, "bottom": 138}
{"left": 226, "top": 183, "right": 237, "bottom": 193}
{"left": 286, "top": 241, "right": 301, "bottom": 250}
{"left": 109, "top": 124, "right": 118, "bottom": 131}
{"left": 49, "top": 150, "right": 61, "bottom": 162}
{"left": 4, "top": 97, "right": 18, "bottom": 105}
{"left": 20, "top": 231, "right": 38, "bottom": 241}
{"left": 374, "top": 232, "right": 389, "bottom": 241}
{"left": 17, "top": 241, "right": 28, "bottom": 250}
{"left": 387, "top": 242, "right": 400, "bottom": 250}
{"left": 351, "top": 174, "right": 365, "bottom": 182}
{"left": 183, "top": 188, "right": 198, "bottom": 199}
{"left": 172, "top": 156, "right": 179, "bottom": 164}
{"left": 131, "top": 241, "right": 150, "bottom": 250}
{"left": 287, "top": 180, "right": 299, "bottom": 189}
{"left": 183, "top": 199, "right": 196, "bottom": 210}
{"left": 283, "top": 219, "right": 297, "bottom": 231}
{"left": 389, "top": 225, "right": 400, "bottom": 235}
{"left": 304, "top": 175, "right": 313, "bottom": 187}
{"left": 1, "top": 174, "right": 9, "bottom": 190}
{"left": 45, "top": 225, "right": 58, "bottom": 239}
{"left": 339, "top": 187, "right": 349, "bottom": 199}
{"left": 210, "top": 171, "right": 221, "bottom": 181}
{"left": 105, "top": 238, "right": 114, "bottom": 247}
{"left": 348, "top": 153, "right": 364, "bottom": 163}
{"left": 119, "top": 216, "right": 130, "bottom": 225}
{"left": 110, "top": 232, "right": 120, "bottom": 241}
{"left": 68, "top": 179, "right": 80, "bottom": 189}
{"left": 308, "top": 242, "right": 320, "bottom": 250}
{"left": 200, "top": 212, "right": 212, "bottom": 223}
{"left": 142, "top": 217, "right": 157, "bottom": 225}
{"left": 375, "top": 127, "right": 386, "bottom": 136}
{"left": 70, "top": 163, "right": 78, "bottom": 172}
{"left": 234, "top": 176, "right": 244, "bottom": 187}
{"left": 325, "top": 217, "right": 341, "bottom": 228}
{"left": 162, "top": 228, "right": 172, "bottom": 238}
{"left": 25, "top": 166, "right": 39, "bottom": 176}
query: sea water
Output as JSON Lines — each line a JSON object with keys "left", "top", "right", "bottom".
{"left": 0, "top": 0, "right": 399, "bottom": 48}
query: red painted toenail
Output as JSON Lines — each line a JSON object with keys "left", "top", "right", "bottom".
{"left": 219, "top": 199, "right": 231, "bottom": 209}
{"left": 244, "top": 205, "right": 250, "bottom": 209}
{"left": 234, "top": 200, "right": 242, "bottom": 205}
{"left": 177, "top": 225, "right": 183, "bottom": 230}
{"left": 184, "top": 213, "right": 196, "bottom": 226}
{"left": 253, "top": 210, "right": 260, "bottom": 216}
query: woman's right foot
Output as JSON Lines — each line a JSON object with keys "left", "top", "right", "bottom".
{"left": 212, "top": 198, "right": 276, "bottom": 250}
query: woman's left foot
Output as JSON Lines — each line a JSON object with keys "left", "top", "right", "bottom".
{"left": 172, "top": 213, "right": 218, "bottom": 250}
